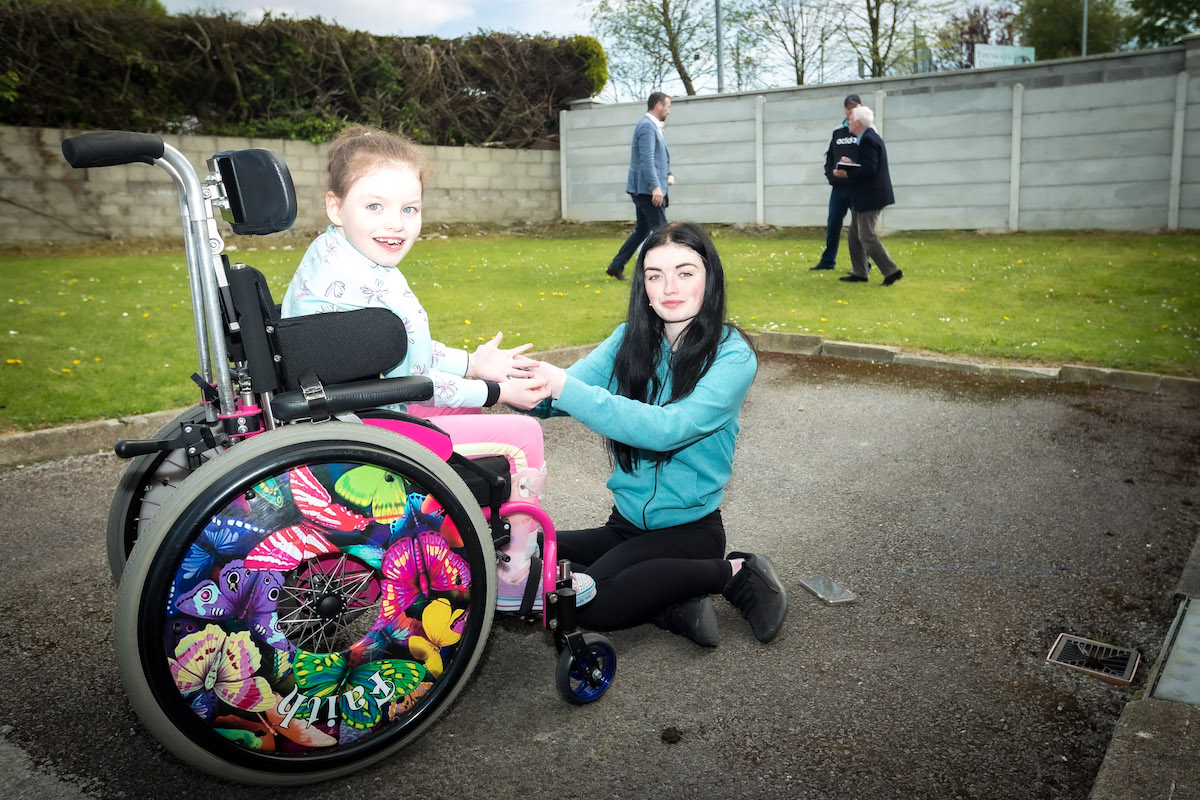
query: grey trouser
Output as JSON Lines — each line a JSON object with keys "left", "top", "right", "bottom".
{"left": 847, "top": 208, "right": 900, "bottom": 278}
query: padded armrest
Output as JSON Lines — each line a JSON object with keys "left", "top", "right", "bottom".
{"left": 271, "top": 376, "right": 434, "bottom": 422}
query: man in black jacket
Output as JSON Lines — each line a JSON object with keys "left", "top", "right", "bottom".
{"left": 834, "top": 105, "right": 903, "bottom": 286}
{"left": 812, "top": 94, "right": 865, "bottom": 272}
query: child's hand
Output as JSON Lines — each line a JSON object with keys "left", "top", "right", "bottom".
{"left": 498, "top": 377, "right": 551, "bottom": 410}
{"left": 468, "top": 332, "right": 536, "bottom": 381}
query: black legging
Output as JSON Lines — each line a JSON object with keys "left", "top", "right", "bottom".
{"left": 557, "top": 507, "right": 734, "bottom": 631}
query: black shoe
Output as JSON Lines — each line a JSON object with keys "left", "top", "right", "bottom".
{"left": 882, "top": 270, "right": 904, "bottom": 286}
{"left": 809, "top": 263, "right": 835, "bottom": 271}
{"left": 605, "top": 265, "right": 626, "bottom": 280}
{"left": 653, "top": 596, "right": 719, "bottom": 647}
{"left": 838, "top": 274, "right": 868, "bottom": 283}
{"left": 723, "top": 552, "right": 788, "bottom": 644}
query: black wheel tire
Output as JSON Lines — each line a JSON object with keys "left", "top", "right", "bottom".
{"left": 116, "top": 422, "right": 495, "bottom": 786}
{"left": 105, "top": 404, "right": 218, "bottom": 583}
{"left": 555, "top": 633, "right": 617, "bottom": 705}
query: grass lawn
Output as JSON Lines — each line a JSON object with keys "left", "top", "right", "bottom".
{"left": 1, "top": 225, "right": 1197, "bottom": 431}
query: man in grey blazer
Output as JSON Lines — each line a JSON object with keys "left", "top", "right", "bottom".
{"left": 606, "top": 92, "right": 673, "bottom": 280}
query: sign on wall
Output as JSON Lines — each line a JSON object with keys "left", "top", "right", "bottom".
{"left": 974, "top": 44, "right": 1036, "bottom": 68}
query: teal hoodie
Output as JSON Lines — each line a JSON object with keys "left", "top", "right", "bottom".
{"left": 534, "top": 324, "right": 756, "bottom": 529}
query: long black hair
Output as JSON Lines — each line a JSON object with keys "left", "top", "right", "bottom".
{"left": 607, "top": 221, "right": 752, "bottom": 473}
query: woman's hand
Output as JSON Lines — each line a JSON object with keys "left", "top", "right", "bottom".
{"left": 498, "top": 377, "right": 551, "bottom": 409}
{"left": 529, "top": 361, "right": 568, "bottom": 400}
{"left": 468, "top": 332, "right": 537, "bottom": 381}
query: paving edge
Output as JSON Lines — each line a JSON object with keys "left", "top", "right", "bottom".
{"left": 2, "top": 334, "right": 1197, "bottom": 471}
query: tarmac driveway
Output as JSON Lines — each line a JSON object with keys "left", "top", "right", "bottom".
{"left": 0, "top": 353, "right": 1196, "bottom": 800}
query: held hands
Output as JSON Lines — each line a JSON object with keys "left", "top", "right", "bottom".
{"left": 528, "top": 361, "right": 568, "bottom": 400}
{"left": 467, "top": 332, "right": 538, "bottom": 381}
{"left": 498, "top": 377, "right": 551, "bottom": 410}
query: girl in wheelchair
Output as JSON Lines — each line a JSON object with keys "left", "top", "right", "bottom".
{"left": 281, "top": 124, "right": 594, "bottom": 612}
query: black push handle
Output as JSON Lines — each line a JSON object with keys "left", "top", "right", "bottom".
{"left": 61, "top": 131, "right": 165, "bottom": 169}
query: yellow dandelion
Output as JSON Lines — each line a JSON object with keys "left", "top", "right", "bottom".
{"left": 820, "top": 317, "right": 828, "bottom": 322}
{"left": 595, "top": 290, "right": 601, "bottom": 295}
{"left": 61, "top": 368, "right": 71, "bottom": 373}
{"left": 60, "top": 312, "right": 67, "bottom": 317}
{"left": 73, "top": 359, "right": 81, "bottom": 365}
{"left": 464, "top": 319, "right": 471, "bottom": 325}
{"left": 6, "top": 358, "right": 21, "bottom": 365}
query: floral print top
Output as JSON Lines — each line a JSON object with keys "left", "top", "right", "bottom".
{"left": 280, "top": 225, "right": 485, "bottom": 408}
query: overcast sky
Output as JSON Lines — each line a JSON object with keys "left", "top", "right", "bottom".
{"left": 158, "top": 0, "right": 592, "bottom": 38}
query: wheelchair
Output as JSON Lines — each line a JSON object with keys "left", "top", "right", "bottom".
{"left": 61, "top": 131, "right": 617, "bottom": 786}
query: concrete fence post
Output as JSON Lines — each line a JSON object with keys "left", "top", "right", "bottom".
{"left": 1009, "top": 83, "right": 1024, "bottom": 233}
{"left": 559, "top": 108, "right": 570, "bottom": 220}
{"left": 755, "top": 95, "right": 766, "bottom": 224}
{"left": 1169, "top": 72, "right": 1188, "bottom": 231}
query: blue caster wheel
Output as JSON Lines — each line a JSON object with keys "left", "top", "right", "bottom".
{"left": 555, "top": 632, "right": 616, "bottom": 704}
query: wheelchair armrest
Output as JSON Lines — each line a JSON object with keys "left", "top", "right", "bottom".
{"left": 271, "top": 376, "right": 434, "bottom": 423}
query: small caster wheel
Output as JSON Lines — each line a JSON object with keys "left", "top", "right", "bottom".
{"left": 555, "top": 632, "right": 616, "bottom": 705}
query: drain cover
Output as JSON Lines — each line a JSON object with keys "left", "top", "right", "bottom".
{"left": 1046, "top": 633, "right": 1140, "bottom": 686}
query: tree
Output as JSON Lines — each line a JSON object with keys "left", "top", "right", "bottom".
{"left": 835, "top": 0, "right": 946, "bottom": 77}
{"left": 591, "top": 0, "right": 716, "bottom": 97}
{"left": 931, "top": 3, "right": 1017, "bottom": 70}
{"left": 1015, "top": 0, "right": 1133, "bottom": 59}
{"left": 1129, "top": 0, "right": 1200, "bottom": 46}
{"left": 746, "top": 0, "right": 836, "bottom": 85}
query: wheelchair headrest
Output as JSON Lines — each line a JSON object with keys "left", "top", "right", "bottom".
{"left": 211, "top": 149, "right": 298, "bottom": 236}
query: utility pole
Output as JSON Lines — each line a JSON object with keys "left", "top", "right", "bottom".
{"left": 1082, "top": 0, "right": 1089, "bottom": 56}
{"left": 716, "top": 0, "right": 726, "bottom": 92}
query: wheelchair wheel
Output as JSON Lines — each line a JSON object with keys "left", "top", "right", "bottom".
{"left": 106, "top": 404, "right": 219, "bottom": 583}
{"left": 555, "top": 633, "right": 617, "bottom": 705}
{"left": 116, "top": 422, "right": 495, "bottom": 786}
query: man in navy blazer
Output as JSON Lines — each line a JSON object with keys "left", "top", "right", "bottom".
{"left": 606, "top": 92, "right": 673, "bottom": 280}
{"left": 834, "top": 105, "right": 903, "bottom": 286}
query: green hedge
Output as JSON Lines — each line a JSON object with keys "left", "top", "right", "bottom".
{"left": 0, "top": 1, "right": 608, "bottom": 146}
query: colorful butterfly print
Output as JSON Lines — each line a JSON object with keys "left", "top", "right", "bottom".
{"left": 176, "top": 560, "right": 294, "bottom": 652}
{"left": 401, "top": 317, "right": 416, "bottom": 344}
{"left": 348, "top": 613, "right": 421, "bottom": 664}
{"left": 407, "top": 598, "right": 466, "bottom": 678}
{"left": 245, "top": 466, "right": 368, "bottom": 571}
{"left": 419, "top": 494, "right": 464, "bottom": 548}
{"left": 334, "top": 465, "right": 410, "bottom": 521}
{"left": 390, "top": 492, "right": 451, "bottom": 543}
{"left": 170, "top": 625, "right": 273, "bottom": 722}
{"left": 433, "top": 376, "right": 458, "bottom": 400}
{"left": 246, "top": 526, "right": 337, "bottom": 572}
{"left": 291, "top": 465, "right": 368, "bottom": 531}
{"left": 360, "top": 279, "right": 389, "bottom": 305}
{"left": 324, "top": 280, "right": 346, "bottom": 298}
{"left": 292, "top": 650, "right": 426, "bottom": 744}
{"left": 380, "top": 532, "right": 471, "bottom": 622}
{"left": 180, "top": 517, "right": 266, "bottom": 580}
{"left": 388, "top": 681, "right": 433, "bottom": 720}
{"left": 214, "top": 706, "right": 338, "bottom": 752}
{"left": 293, "top": 280, "right": 312, "bottom": 301}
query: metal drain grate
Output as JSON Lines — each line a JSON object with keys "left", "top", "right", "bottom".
{"left": 1046, "top": 633, "right": 1141, "bottom": 686}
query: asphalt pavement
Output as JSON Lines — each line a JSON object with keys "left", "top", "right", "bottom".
{"left": 0, "top": 353, "right": 1197, "bottom": 800}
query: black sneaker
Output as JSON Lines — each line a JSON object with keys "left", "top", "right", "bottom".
{"left": 653, "top": 596, "right": 719, "bottom": 647}
{"left": 723, "top": 552, "right": 788, "bottom": 643}
{"left": 605, "top": 265, "right": 626, "bottom": 280}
